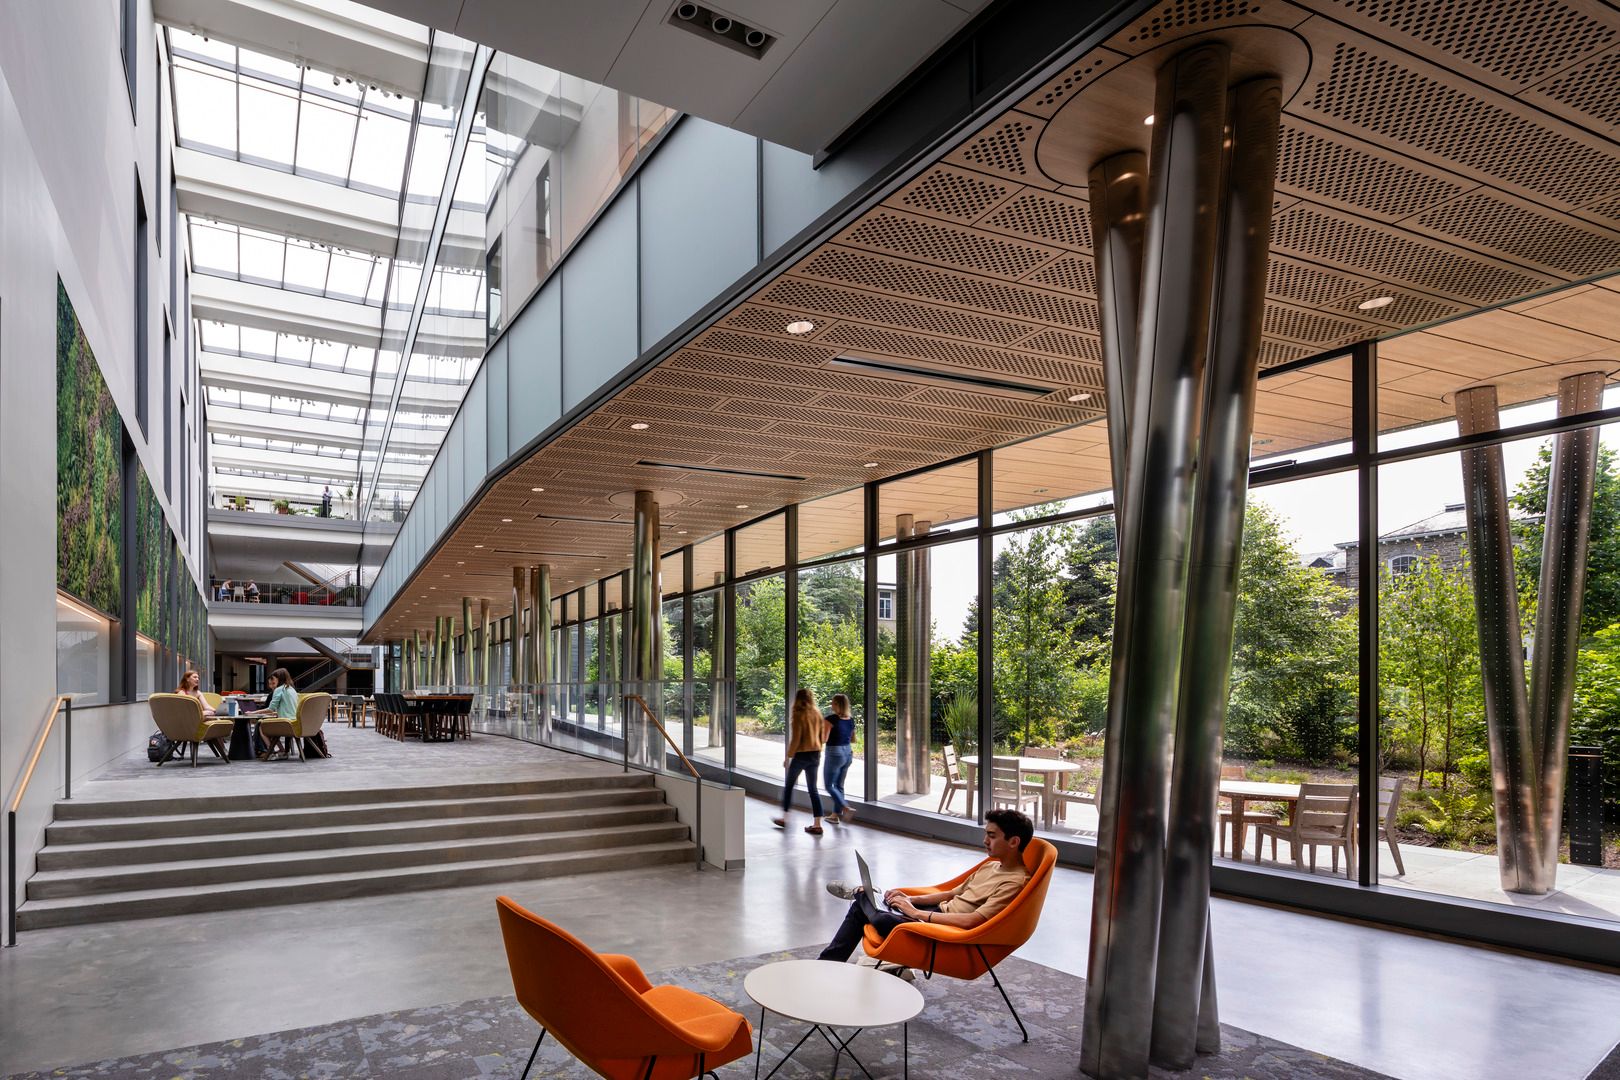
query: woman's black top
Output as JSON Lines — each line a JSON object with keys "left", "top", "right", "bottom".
{"left": 824, "top": 711, "right": 855, "bottom": 746}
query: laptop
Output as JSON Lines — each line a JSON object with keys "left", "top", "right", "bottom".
{"left": 855, "top": 850, "right": 911, "bottom": 917}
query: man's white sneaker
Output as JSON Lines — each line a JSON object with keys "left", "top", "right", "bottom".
{"left": 826, "top": 880, "right": 860, "bottom": 901}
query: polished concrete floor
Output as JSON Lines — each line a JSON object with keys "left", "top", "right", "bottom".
{"left": 3, "top": 736, "right": 1619, "bottom": 1079}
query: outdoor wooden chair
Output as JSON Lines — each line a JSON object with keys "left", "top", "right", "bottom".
{"left": 1024, "top": 746, "right": 1094, "bottom": 822}
{"left": 991, "top": 756, "right": 1041, "bottom": 817}
{"left": 1377, "top": 774, "right": 1406, "bottom": 876}
{"left": 1218, "top": 763, "right": 1278, "bottom": 857}
{"left": 862, "top": 837, "right": 1057, "bottom": 1042}
{"left": 938, "top": 744, "right": 969, "bottom": 815}
{"left": 1254, "top": 782, "right": 1357, "bottom": 878}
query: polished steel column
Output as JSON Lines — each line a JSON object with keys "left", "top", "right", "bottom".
{"left": 709, "top": 571, "right": 727, "bottom": 747}
{"left": 1531, "top": 371, "right": 1604, "bottom": 884}
{"left": 1082, "top": 43, "right": 1231, "bottom": 1080}
{"left": 461, "top": 597, "right": 474, "bottom": 687}
{"left": 511, "top": 567, "right": 528, "bottom": 687}
{"left": 1151, "top": 76, "right": 1282, "bottom": 1070}
{"left": 1455, "top": 385, "right": 1542, "bottom": 892}
{"left": 1089, "top": 151, "right": 1147, "bottom": 514}
{"left": 479, "top": 599, "right": 492, "bottom": 694}
{"left": 628, "top": 490, "right": 663, "bottom": 768}
{"left": 895, "top": 516, "right": 932, "bottom": 793}
{"left": 533, "top": 565, "right": 553, "bottom": 732}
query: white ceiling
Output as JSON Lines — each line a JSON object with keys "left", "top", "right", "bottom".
{"left": 355, "top": 0, "right": 993, "bottom": 153}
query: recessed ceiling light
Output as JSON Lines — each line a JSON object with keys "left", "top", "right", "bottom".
{"left": 863, "top": 462, "right": 879, "bottom": 468}
{"left": 785, "top": 320, "right": 815, "bottom": 335}
{"left": 736, "top": 503, "right": 750, "bottom": 509}
{"left": 1067, "top": 392, "right": 1092, "bottom": 402}
{"left": 501, "top": 518, "right": 513, "bottom": 523}
{"left": 456, "top": 561, "right": 465, "bottom": 565}
{"left": 531, "top": 486, "right": 545, "bottom": 492}
{"left": 630, "top": 422, "right": 650, "bottom": 430}
{"left": 677, "top": 530, "right": 688, "bottom": 535}
{"left": 442, "top": 574, "right": 450, "bottom": 578}
{"left": 1357, "top": 296, "right": 1395, "bottom": 311}
{"left": 1143, "top": 114, "right": 1154, "bottom": 125}
{"left": 474, "top": 544, "right": 484, "bottom": 548}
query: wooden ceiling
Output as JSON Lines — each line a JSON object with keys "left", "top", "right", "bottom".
{"left": 367, "top": 0, "right": 1620, "bottom": 641}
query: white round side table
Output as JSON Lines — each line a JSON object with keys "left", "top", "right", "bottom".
{"left": 744, "top": 957, "right": 924, "bottom": 1080}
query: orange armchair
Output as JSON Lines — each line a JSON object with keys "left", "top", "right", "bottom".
{"left": 496, "top": 896, "right": 753, "bottom": 1080}
{"left": 861, "top": 836, "right": 1057, "bottom": 1041}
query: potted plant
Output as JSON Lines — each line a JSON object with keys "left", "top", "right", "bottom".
{"left": 273, "top": 498, "right": 291, "bottom": 515}
{"left": 233, "top": 494, "right": 247, "bottom": 511}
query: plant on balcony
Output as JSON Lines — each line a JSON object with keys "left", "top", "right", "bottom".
{"left": 273, "top": 498, "right": 291, "bottom": 514}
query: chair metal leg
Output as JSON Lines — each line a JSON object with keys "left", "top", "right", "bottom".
{"left": 519, "top": 1029, "right": 544, "bottom": 1080}
{"left": 976, "top": 946, "right": 1028, "bottom": 1042}
{"left": 641, "top": 1055, "right": 658, "bottom": 1080}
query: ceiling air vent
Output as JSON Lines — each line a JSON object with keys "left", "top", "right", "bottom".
{"left": 668, "top": 3, "right": 775, "bottom": 59}
{"left": 825, "top": 353, "right": 1055, "bottom": 400}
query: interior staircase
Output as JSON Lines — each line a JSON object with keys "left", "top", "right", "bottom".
{"left": 18, "top": 773, "right": 691, "bottom": 930}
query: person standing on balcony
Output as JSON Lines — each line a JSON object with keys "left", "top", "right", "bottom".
{"left": 822, "top": 693, "right": 857, "bottom": 824}
{"left": 774, "top": 687, "right": 827, "bottom": 835}
{"left": 320, "top": 485, "right": 332, "bottom": 518}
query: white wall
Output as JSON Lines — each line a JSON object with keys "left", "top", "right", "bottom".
{"left": 0, "top": 0, "right": 205, "bottom": 918}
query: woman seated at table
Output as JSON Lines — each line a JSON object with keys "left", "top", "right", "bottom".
{"left": 176, "top": 670, "right": 229, "bottom": 757}
{"left": 250, "top": 668, "right": 299, "bottom": 760}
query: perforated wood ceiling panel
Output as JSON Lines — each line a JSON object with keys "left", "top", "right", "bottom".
{"left": 369, "top": 0, "right": 1620, "bottom": 640}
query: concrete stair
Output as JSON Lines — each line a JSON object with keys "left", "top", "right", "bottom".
{"left": 19, "top": 774, "right": 691, "bottom": 930}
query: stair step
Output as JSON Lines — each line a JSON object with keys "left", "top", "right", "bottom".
{"left": 50, "top": 772, "right": 650, "bottom": 819}
{"left": 16, "top": 840, "right": 696, "bottom": 929}
{"left": 46, "top": 788, "right": 664, "bottom": 844}
{"left": 27, "top": 821, "right": 692, "bottom": 898}
{"left": 36, "top": 804, "right": 677, "bottom": 869}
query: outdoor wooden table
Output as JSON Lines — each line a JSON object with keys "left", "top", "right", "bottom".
{"left": 1221, "top": 779, "right": 1301, "bottom": 861}
{"left": 959, "top": 755, "right": 1085, "bottom": 830}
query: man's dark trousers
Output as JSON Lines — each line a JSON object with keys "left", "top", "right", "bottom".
{"left": 818, "top": 890, "right": 939, "bottom": 962}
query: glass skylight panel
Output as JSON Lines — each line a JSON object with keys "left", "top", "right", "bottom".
{"left": 238, "top": 74, "right": 298, "bottom": 167}
{"left": 171, "top": 61, "right": 236, "bottom": 150}
{"left": 237, "top": 46, "right": 303, "bottom": 86}
{"left": 296, "top": 95, "right": 359, "bottom": 181}
{"left": 349, "top": 108, "right": 411, "bottom": 195}
{"left": 239, "top": 228, "right": 286, "bottom": 284}
{"left": 239, "top": 326, "right": 278, "bottom": 358}
{"left": 309, "top": 339, "right": 349, "bottom": 369}
{"left": 406, "top": 124, "right": 454, "bottom": 198}
{"left": 190, "top": 220, "right": 238, "bottom": 275}
{"left": 276, "top": 335, "right": 313, "bottom": 364}
{"left": 326, "top": 250, "right": 374, "bottom": 301}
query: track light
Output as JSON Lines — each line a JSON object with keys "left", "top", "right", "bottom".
{"left": 744, "top": 29, "right": 765, "bottom": 47}
{"left": 711, "top": 15, "right": 732, "bottom": 33}
{"left": 676, "top": 2, "right": 698, "bottom": 18}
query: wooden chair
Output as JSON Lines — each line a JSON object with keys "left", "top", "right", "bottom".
{"left": 862, "top": 837, "right": 1057, "bottom": 1042}
{"left": 1376, "top": 774, "right": 1406, "bottom": 876}
{"left": 1218, "top": 763, "right": 1278, "bottom": 857}
{"left": 148, "top": 694, "right": 234, "bottom": 767}
{"left": 496, "top": 896, "right": 751, "bottom": 1080}
{"left": 1254, "top": 782, "right": 1357, "bottom": 878}
{"left": 990, "top": 756, "right": 1040, "bottom": 817}
{"left": 257, "top": 692, "right": 331, "bottom": 762}
{"left": 1024, "top": 746, "right": 1094, "bottom": 822}
{"left": 938, "top": 744, "right": 969, "bottom": 815}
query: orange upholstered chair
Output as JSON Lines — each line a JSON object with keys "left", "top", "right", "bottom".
{"left": 861, "top": 836, "right": 1057, "bottom": 1041}
{"left": 496, "top": 896, "right": 753, "bottom": 1080}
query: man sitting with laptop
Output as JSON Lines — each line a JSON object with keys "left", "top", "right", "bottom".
{"left": 817, "top": 808, "right": 1034, "bottom": 977}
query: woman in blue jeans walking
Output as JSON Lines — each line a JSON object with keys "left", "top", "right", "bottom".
{"left": 774, "top": 688, "right": 827, "bottom": 835}
{"left": 822, "top": 693, "right": 856, "bottom": 824}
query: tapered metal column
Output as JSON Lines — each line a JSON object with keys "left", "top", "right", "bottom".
{"left": 709, "top": 572, "right": 727, "bottom": 747}
{"left": 1082, "top": 43, "right": 1231, "bottom": 1080}
{"left": 895, "top": 515, "right": 931, "bottom": 794}
{"left": 533, "top": 565, "right": 552, "bottom": 732}
{"left": 1531, "top": 371, "right": 1604, "bottom": 885}
{"left": 1089, "top": 151, "right": 1147, "bottom": 516}
{"left": 461, "top": 598, "right": 474, "bottom": 687}
{"left": 1151, "top": 76, "right": 1282, "bottom": 1070}
{"left": 479, "top": 599, "right": 491, "bottom": 692}
{"left": 558, "top": 597, "right": 572, "bottom": 724}
{"left": 628, "top": 490, "right": 662, "bottom": 768}
{"left": 511, "top": 568, "right": 528, "bottom": 687}
{"left": 1455, "top": 385, "right": 1542, "bottom": 892}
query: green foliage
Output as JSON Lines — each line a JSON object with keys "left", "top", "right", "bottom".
{"left": 991, "top": 517, "right": 1090, "bottom": 749}
{"left": 1571, "top": 623, "right": 1620, "bottom": 817}
{"left": 1227, "top": 503, "right": 1357, "bottom": 763}
{"left": 56, "top": 280, "right": 123, "bottom": 616}
{"left": 135, "top": 470, "right": 162, "bottom": 639}
{"left": 941, "top": 693, "right": 978, "bottom": 754}
{"left": 1060, "top": 514, "right": 1117, "bottom": 644}
{"left": 1378, "top": 553, "right": 1481, "bottom": 787}
{"left": 1512, "top": 443, "right": 1620, "bottom": 635}
{"left": 1413, "top": 786, "right": 1496, "bottom": 846}
{"left": 735, "top": 576, "right": 786, "bottom": 731}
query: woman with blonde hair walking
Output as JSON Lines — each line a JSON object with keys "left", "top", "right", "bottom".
{"left": 774, "top": 687, "right": 827, "bottom": 835}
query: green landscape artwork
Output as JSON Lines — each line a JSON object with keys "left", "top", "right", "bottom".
{"left": 136, "top": 468, "right": 162, "bottom": 638}
{"left": 56, "top": 279, "right": 123, "bottom": 617}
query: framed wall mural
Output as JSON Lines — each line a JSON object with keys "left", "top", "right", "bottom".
{"left": 56, "top": 279, "right": 123, "bottom": 617}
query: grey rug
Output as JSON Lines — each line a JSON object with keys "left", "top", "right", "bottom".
{"left": 5, "top": 947, "right": 1389, "bottom": 1079}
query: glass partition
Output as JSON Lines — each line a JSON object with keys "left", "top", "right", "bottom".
{"left": 733, "top": 574, "right": 786, "bottom": 775}
{"left": 797, "top": 560, "right": 867, "bottom": 802}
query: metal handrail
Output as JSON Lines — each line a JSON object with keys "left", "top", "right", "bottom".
{"left": 6, "top": 694, "right": 72, "bottom": 947}
{"left": 623, "top": 693, "right": 704, "bottom": 872}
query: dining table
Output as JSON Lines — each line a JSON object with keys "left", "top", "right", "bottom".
{"left": 1220, "top": 780, "right": 1302, "bottom": 861}
{"left": 959, "top": 755, "right": 1086, "bottom": 830}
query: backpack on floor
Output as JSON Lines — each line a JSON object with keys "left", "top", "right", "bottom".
{"left": 147, "top": 732, "right": 174, "bottom": 762}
